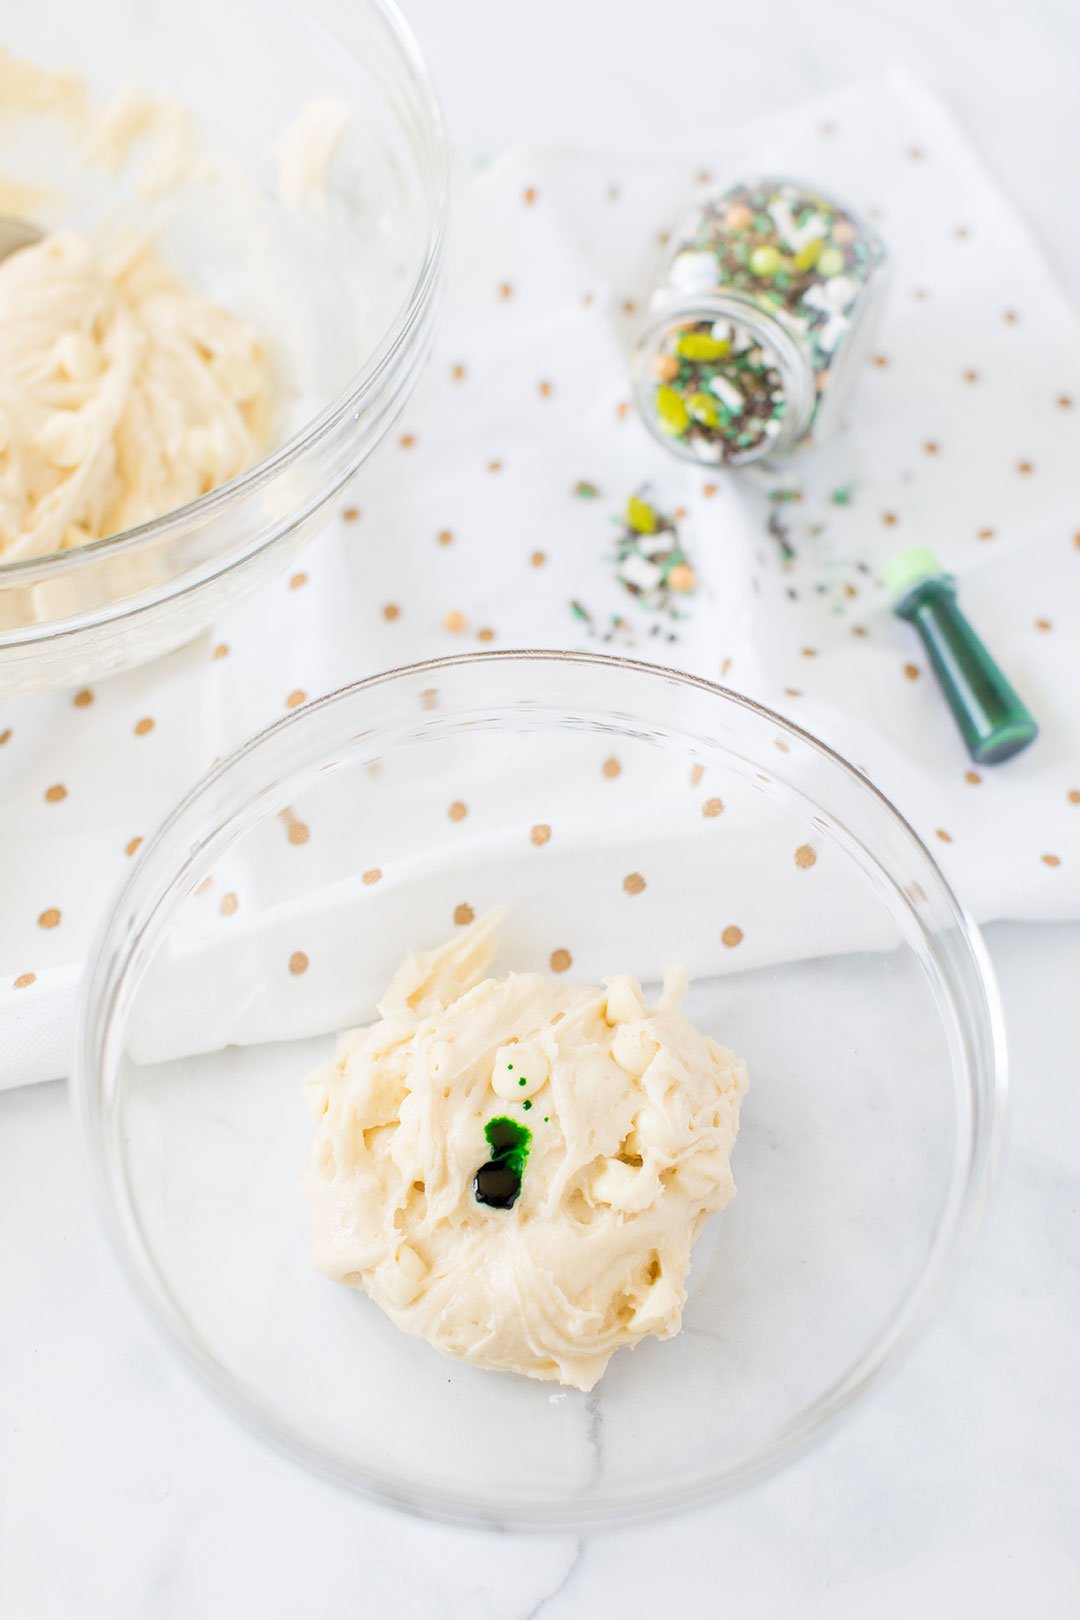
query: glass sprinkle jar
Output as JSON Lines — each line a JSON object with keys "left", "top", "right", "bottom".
{"left": 633, "top": 177, "right": 889, "bottom": 467}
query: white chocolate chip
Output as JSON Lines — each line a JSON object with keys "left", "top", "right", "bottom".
{"left": 612, "top": 1023, "right": 658, "bottom": 1077}
{"left": 492, "top": 1039, "right": 549, "bottom": 1100}
{"left": 604, "top": 974, "right": 645, "bottom": 1025}
{"left": 590, "top": 1157, "right": 639, "bottom": 1208}
{"left": 36, "top": 409, "right": 95, "bottom": 469}
{"left": 384, "top": 1243, "right": 429, "bottom": 1306}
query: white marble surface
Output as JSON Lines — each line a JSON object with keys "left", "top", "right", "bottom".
{"left": 3, "top": 1, "right": 1080, "bottom": 1613}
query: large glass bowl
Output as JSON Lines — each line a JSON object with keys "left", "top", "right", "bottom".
{"left": 74, "top": 653, "right": 1005, "bottom": 1530}
{"left": 0, "top": 0, "right": 445, "bottom": 695}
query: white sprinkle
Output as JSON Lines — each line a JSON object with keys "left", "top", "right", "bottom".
{"left": 618, "top": 553, "right": 664, "bottom": 591}
{"left": 669, "top": 250, "right": 718, "bottom": 293}
{"left": 709, "top": 374, "right": 744, "bottom": 412}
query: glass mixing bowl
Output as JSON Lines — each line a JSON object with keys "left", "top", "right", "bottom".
{"left": 74, "top": 653, "right": 1005, "bottom": 1530}
{"left": 0, "top": 0, "right": 446, "bottom": 695}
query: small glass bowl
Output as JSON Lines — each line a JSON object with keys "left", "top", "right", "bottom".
{"left": 74, "top": 653, "right": 1005, "bottom": 1531}
{"left": 0, "top": 0, "right": 446, "bottom": 695}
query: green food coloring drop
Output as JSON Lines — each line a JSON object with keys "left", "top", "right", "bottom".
{"left": 474, "top": 1116, "right": 531, "bottom": 1209}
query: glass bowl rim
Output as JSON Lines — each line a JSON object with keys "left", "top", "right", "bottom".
{"left": 72, "top": 649, "right": 1008, "bottom": 1531}
{"left": 0, "top": 0, "right": 449, "bottom": 589}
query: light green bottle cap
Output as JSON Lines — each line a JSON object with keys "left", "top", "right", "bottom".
{"left": 882, "top": 546, "right": 944, "bottom": 599}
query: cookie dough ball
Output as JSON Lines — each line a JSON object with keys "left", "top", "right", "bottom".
{"left": 303, "top": 914, "right": 747, "bottom": 1391}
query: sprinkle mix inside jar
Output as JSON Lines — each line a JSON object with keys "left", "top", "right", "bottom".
{"left": 635, "top": 178, "right": 888, "bottom": 466}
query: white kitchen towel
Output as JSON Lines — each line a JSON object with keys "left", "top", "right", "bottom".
{"left": 2, "top": 69, "right": 1078, "bottom": 1087}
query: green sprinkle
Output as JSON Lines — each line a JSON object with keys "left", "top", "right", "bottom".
{"left": 654, "top": 385, "right": 690, "bottom": 437}
{"left": 574, "top": 480, "right": 600, "bottom": 499}
{"left": 626, "top": 495, "right": 658, "bottom": 533}
{"left": 675, "top": 331, "right": 732, "bottom": 362}
{"left": 830, "top": 482, "right": 857, "bottom": 506}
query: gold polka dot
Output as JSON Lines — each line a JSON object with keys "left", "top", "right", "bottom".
{"left": 220, "top": 892, "right": 238, "bottom": 916}
{"left": 499, "top": 282, "right": 513, "bottom": 300}
{"left": 44, "top": 784, "right": 67, "bottom": 803}
{"left": 450, "top": 363, "right": 466, "bottom": 382}
{"left": 453, "top": 902, "right": 475, "bottom": 925}
{"left": 550, "top": 948, "right": 572, "bottom": 973}
{"left": 690, "top": 763, "right": 705, "bottom": 785}
{"left": 842, "top": 583, "right": 858, "bottom": 600}
{"left": 530, "top": 550, "right": 547, "bottom": 568}
{"left": 601, "top": 757, "right": 621, "bottom": 780}
{"left": 399, "top": 433, "right": 416, "bottom": 449}
{"left": 523, "top": 186, "right": 538, "bottom": 206}
{"left": 126, "top": 836, "right": 143, "bottom": 856}
{"left": 134, "top": 717, "right": 154, "bottom": 736}
{"left": 721, "top": 657, "right": 733, "bottom": 675}
{"left": 437, "top": 528, "right": 453, "bottom": 546}
{"left": 196, "top": 876, "right": 213, "bottom": 895}
{"left": 448, "top": 800, "right": 468, "bottom": 822}
{"left": 1035, "top": 617, "right": 1052, "bottom": 631}
{"left": 924, "top": 441, "right": 940, "bottom": 455}
{"left": 908, "top": 145, "right": 924, "bottom": 160}
{"left": 783, "top": 687, "right": 802, "bottom": 698}
{"left": 288, "top": 950, "right": 309, "bottom": 976}
{"left": 695, "top": 168, "right": 712, "bottom": 184}
{"left": 1003, "top": 309, "right": 1018, "bottom": 324}
{"left": 212, "top": 643, "right": 229, "bottom": 660}
{"left": 488, "top": 459, "right": 503, "bottom": 473}
{"left": 343, "top": 506, "right": 360, "bottom": 523}
{"left": 935, "top": 828, "right": 953, "bottom": 843}
{"left": 1042, "top": 853, "right": 1061, "bottom": 868}
{"left": 881, "top": 511, "right": 898, "bottom": 527}
{"left": 73, "top": 688, "right": 93, "bottom": 708}
{"left": 963, "top": 369, "right": 979, "bottom": 384}
{"left": 871, "top": 354, "right": 889, "bottom": 369}
{"left": 702, "top": 797, "right": 724, "bottom": 818}
{"left": 903, "top": 663, "right": 920, "bottom": 681}
{"left": 421, "top": 688, "right": 438, "bottom": 710}
{"left": 801, "top": 646, "right": 819, "bottom": 658}
{"left": 382, "top": 603, "right": 401, "bottom": 622}
{"left": 1074, "top": 532, "right": 1080, "bottom": 550}
{"left": 530, "top": 823, "right": 551, "bottom": 846}
{"left": 286, "top": 689, "right": 306, "bottom": 709}
{"left": 362, "top": 867, "right": 382, "bottom": 885}
{"left": 820, "top": 121, "right": 836, "bottom": 136}
{"left": 623, "top": 872, "right": 646, "bottom": 895}
{"left": 912, "top": 288, "right": 928, "bottom": 301}
{"left": 794, "top": 844, "right": 817, "bottom": 869}
{"left": 14, "top": 972, "right": 36, "bottom": 989}
{"left": 282, "top": 810, "right": 310, "bottom": 846}
{"left": 607, "top": 183, "right": 621, "bottom": 202}
{"left": 582, "top": 293, "right": 594, "bottom": 309}
{"left": 965, "top": 771, "right": 982, "bottom": 785}
{"left": 538, "top": 380, "right": 553, "bottom": 398}
{"left": 38, "top": 907, "right": 61, "bottom": 929}
{"left": 702, "top": 482, "right": 717, "bottom": 498}
{"left": 444, "top": 610, "right": 466, "bottom": 633}
{"left": 955, "top": 225, "right": 970, "bottom": 240}
{"left": 476, "top": 627, "right": 495, "bottom": 644}
{"left": 977, "top": 527, "right": 995, "bottom": 541}
{"left": 851, "top": 625, "right": 868, "bottom": 637}
{"left": 1057, "top": 394, "right": 1073, "bottom": 409}
{"left": 621, "top": 299, "right": 637, "bottom": 316}
{"left": 1068, "top": 789, "right": 1080, "bottom": 805}
{"left": 615, "top": 402, "right": 630, "bottom": 421}
{"left": 1017, "top": 460, "right": 1033, "bottom": 476}
{"left": 774, "top": 739, "right": 790, "bottom": 754}
{"left": 289, "top": 572, "right": 308, "bottom": 590}
{"left": 721, "top": 925, "right": 743, "bottom": 948}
